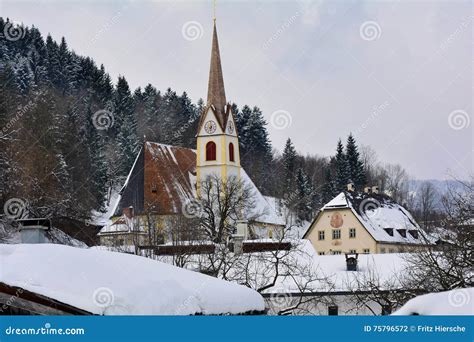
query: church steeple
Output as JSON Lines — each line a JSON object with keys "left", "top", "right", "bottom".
{"left": 207, "top": 21, "right": 227, "bottom": 125}
{"left": 196, "top": 18, "right": 241, "bottom": 187}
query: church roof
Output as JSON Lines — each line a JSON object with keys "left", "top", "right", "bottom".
{"left": 108, "top": 142, "right": 284, "bottom": 226}
{"left": 197, "top": 21, "right": 233, "bottom": 133}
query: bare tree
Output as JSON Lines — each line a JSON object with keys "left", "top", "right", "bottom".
{"left": 197, "top": 175, "right": 258, "bottom": 244}
{"left": 416, "top": 181, "right": 438, "bottom": 230}
{"left": 403, "top": 176, "right": 473, "bottom": 291}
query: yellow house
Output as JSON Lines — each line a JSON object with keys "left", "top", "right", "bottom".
{"left": 303, "top": 190, "right": 430, "bottom": 255}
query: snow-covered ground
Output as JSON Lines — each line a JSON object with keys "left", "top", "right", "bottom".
{"left": 0, "top": 243, "right": 265, "bottom": 315}
{"left": 393, "top": 288, "right": 473, "bottom": 315}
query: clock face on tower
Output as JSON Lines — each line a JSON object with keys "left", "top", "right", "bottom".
{"left": 204, "top": 120, "right": 217, "bottom": 134}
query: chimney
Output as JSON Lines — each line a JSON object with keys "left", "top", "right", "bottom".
{"left": 372, "top": 186, "right": 379, "bottom": 194}
{"left": 232, "top": 220, "right": 248, "bottom": 255}
{"left": 364, "top": 186, "right": 371, "bottom": 194}
{"left": 236, "top": 220, "right": 248, "bottom": 239}
{"left": 347, "top": 183, "right": 355, "bottom": 192}
{"left": 17, "top": 218, "right": 51, "bottom": 244}
{"left": 345, "top": 253, "right": 358, "bottom": 271}
{"left": 232, "top": 235, "right": 244, "bottom": 255}
{"left": 123, "top": 206, "right": 134, "bottom": 219}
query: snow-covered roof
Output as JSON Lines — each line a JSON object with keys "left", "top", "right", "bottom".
{"left": 261, "top": 239, "right": 409, "bottom": 294}
{"left": 0, "top": 244, "right": 265, "bottom": 315}
{"left": 104, "top": 141, "right": 283, "bottom": 227}
{"left": 309, "top": 191, "right": 429, "bottom": 245}
{"left": 0, "top": 220, "right": 87, "bottom": 248}
{"left": 393, "top": 288, "right": 473, "bottom": 315}
{"left": 98, "top": 214, "right": 145, "bottom": 235}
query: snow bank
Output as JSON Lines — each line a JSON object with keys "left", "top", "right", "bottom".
{"left": 0, "top": 244, "right": 265, "bottom": 315}
{"left": 393, "top": 288, "right": 474, "bottom": 315}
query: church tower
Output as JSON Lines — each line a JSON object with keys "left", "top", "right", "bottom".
{"left": 196, "top": 20, "right": 241, "bottom": 186}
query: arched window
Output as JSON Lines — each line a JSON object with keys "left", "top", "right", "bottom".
{"left": 206, "top": 141, "right": 216, "bottom": 161}
{"left": 229, "top": 143, "right": 235, "bottom": 162}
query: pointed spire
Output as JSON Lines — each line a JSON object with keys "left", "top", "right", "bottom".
{"left": 207, "top": 21, "right": 227, "bottom": 119}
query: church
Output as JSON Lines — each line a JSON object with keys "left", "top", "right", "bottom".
{"left": 98, "top": 21, "right": 284, "bottom": 247}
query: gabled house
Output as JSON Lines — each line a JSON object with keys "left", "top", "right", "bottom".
{"left": 303, "top": 188, "right": 431, "bottom": 255}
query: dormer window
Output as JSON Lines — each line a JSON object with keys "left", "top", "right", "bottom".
{"left": 408, "top": 230, "right": 419, "bottom": 239}
{"left": 384, "top": 228, "right": 394, "bottom": 236}
{"left": 397, "top": 229, "right": 407, "bottom": 238}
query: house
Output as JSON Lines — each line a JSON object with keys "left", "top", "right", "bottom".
{"left": 0, "top": 243, "right": 265, "bottom": 315}
{"left": 303, "top": 187, "right": 430, "bottom": 255}
{"left": 98, "top": 20, "right": 284, "bottom": 247}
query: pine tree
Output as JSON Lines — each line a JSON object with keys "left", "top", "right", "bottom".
{"left": 113, "top": 76, "right": 134, "bottom": 136}
{"left": 294, "top": 168, "right": 315, "bottom": 221}
{"left": 335, "top": 139, "right": 348, "bottom": 191}
{"left": 282, "top": 138, "right": 297, "bottom": 194}
{"left": 346, "top": 133, "right": 366, "bottom": 188}
{"left": 322, "top": 167, "right": 337, "bottom": 203}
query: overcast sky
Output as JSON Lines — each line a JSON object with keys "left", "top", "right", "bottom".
{"left": 1, "top": 0, "right": 472, "bottom": 180}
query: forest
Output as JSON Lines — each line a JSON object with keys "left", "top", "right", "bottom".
{"left": 0, "top": 18, "right": 445, "bottom": 227}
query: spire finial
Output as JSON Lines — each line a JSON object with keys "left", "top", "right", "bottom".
{"left": 213, "top": 0, "right": 217, "bottom": 22}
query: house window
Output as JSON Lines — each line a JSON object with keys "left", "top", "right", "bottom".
{"left": 229, "top": 143, "right": 235, "bottom": 162}
{"left": 380, "top": 247, "right": 386, "bottom": 254}
{"left": 318, "top": 231, "right": 325, "bottom": 240}
{"left": 349, "top": 228, "right": 356, "bottom": 238}
{"left": 388, "top": 248, "right": 395, "bottom": 253}
{"left": 332, "top": 229, "right": 341, "bottom": 239}
{"left": 332, "top": 251, "right": 341, "bottom": 255}
{"left": 206, "top": 141, "right": 217, "bottom": 161}
{"left": 363, "top": 249, "right": 370, "bottom": 254}
{"left": 349, "top": 249, "right": 357, "bottom": 253}
{"left": 319, "top": 252, "right": 325, "bottom": 255}
{"left": 397, "top": 229, "right": 407, "bottom": 238}
{"left": 381, "top": 305, "right": 392, "bottom": 315}
{"left": 328, "top": 305, "right": 339, "bottom": 316}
